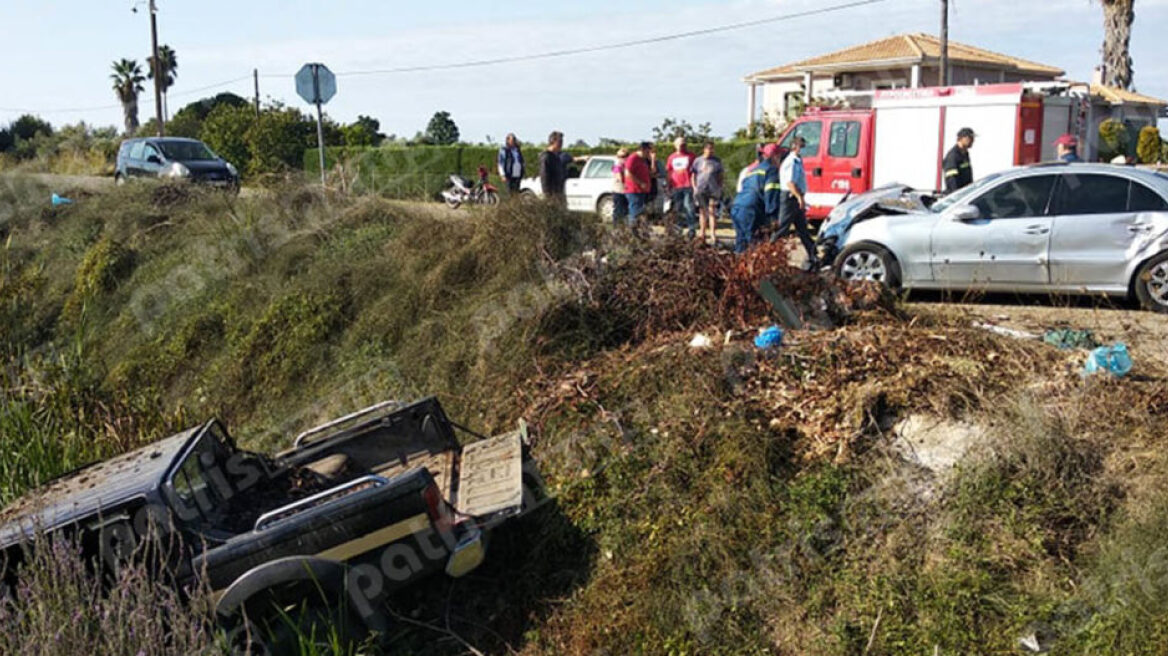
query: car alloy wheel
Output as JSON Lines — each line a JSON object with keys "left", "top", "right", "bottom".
{"left": 1140, "top": 258, "right": 1168, "bottom": 311}
{"left": 840, "top": 249, "right": 888, "bottom": 283}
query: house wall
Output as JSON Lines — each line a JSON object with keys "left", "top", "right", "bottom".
{"left": 755, "top": 65, "right": 1061, "bottom": 123}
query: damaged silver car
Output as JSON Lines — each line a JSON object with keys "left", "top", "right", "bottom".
{"left": 821, "top": 163, "right": 1168, "bottom": 312}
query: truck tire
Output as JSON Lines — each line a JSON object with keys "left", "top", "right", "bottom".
{"left": 225, "top": 579, "right": 370, "bottom": 655}
{"left": 1133, "top": 251, "right": 1168, "bottom": 313}
{"left": 834, "top": 242, "right": 901, "bottom": 289}
{"left": 218, "top": 557, "right": 389, "bottom": 654}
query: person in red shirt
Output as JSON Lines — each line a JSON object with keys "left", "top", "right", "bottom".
{"left": 666, "top": 137, "right": 697, "bottom": 237}
{"left": 624, "top": 142, "right": 653, "bottom": 224}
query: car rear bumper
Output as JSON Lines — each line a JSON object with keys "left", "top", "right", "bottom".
{"left": 444, "top": 524, "right": 485, "bottom": 578}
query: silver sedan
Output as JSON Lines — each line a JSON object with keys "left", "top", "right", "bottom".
{"left": 830, "top": 163, "right": 1168, "bottom": 312}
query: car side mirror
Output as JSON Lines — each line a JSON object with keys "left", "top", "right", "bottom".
{"left": 951, "top": 204, "right": 980, "bottom": 221}
{"left": 147, "top": 154, "right": 161, "bottom": 164}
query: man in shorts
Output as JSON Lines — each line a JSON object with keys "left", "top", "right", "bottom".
{"left": 690, "top": 141, "right": 724, "bottom": 245}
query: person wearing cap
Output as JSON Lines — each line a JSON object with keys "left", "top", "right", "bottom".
{"left": 1055, "top": 134, "right": 1080, "bottom": 163}
{"left": 943, "top": 127, "right": 976, "bottom": 193}
{"left": 775, "top": 136, "right": 818, "bottom": 268}
{"left": 729, "top": 143, "right": 783, "bottom": 254}
{"left": 623, "top": 142, "right": 654, "bottom": 225}
{"left": 611, "top": 147, "right": 630, "bottom": 225}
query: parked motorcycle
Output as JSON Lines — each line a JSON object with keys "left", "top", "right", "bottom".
{"left": 441, "top": 175, "right": 499, "bottom": 209}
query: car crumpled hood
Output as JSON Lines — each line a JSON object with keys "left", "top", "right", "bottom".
{"left": 818, "top": 183, "right": 932, "bottom": 246}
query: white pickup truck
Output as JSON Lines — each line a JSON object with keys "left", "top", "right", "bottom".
{"left": 521, "top": 155, "right": 668, "bottom": 221}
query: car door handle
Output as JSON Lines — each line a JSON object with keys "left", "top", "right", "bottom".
{"left": 1023, "top": 225, "right": 1050, "bottom": 235}
{"left": 851, "top": 167, "right": 863, "bottom": 178}
{"left": 812, "top": 168, "right": 823, "bottom": 177}
{"left": 1128, "top": 225, "right": 1153, "bottom": 233}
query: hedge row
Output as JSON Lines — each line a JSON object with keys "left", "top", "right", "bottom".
{"left": 305, "top": 141, "right": 763, "bottom": 200}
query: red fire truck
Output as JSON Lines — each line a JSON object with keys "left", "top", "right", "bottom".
{"left": 774, "top": 83, "right": 1099, "bottom": 220}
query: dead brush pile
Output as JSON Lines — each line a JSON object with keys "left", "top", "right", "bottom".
{"left": 553, "top": 237, "right": 895, "bottom": 345}
{"left": 524, "top": 322, "right": 1084, "bottom": 461}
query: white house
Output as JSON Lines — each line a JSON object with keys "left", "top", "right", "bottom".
{"left": 743, "top": 33, "right": 1065, "bottom": 123}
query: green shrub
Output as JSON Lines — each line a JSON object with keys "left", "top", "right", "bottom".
{"left": 201, "top": 103, "right": 255, "bottom": 175}
{"left": 1098, "top": 119, "right": 1128, "bottom": 162}
{"left": 1137, "top": 126, "right": 1162, "bottom": 164}
{"left": 245, "top": 106, "right": 316, "bottom": 177}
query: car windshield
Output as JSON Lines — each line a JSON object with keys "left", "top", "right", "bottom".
{"left": 930, "top": 172, "right": 1005, "bottom": 213}
{"left": 157, "top": 140, "right": 217, "bottom": 161}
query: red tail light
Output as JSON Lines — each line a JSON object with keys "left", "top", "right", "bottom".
{"left": 422, "top": 484, "right": 454, "bottom": 536}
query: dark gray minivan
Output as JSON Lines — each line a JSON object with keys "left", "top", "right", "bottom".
{"left": 115, "top": 137, "right": 239, "bottom": 190}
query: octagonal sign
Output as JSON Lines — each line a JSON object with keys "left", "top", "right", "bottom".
{"left": 295, "top": 63, "right": 336, "bottom": 105}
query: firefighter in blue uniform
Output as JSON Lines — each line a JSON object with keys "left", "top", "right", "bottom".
{"left": 730, "top": 143, "right": 783, "bottom": 253}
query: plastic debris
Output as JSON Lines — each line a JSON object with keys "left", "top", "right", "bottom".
{"left": 972, "top": 322, "right": 1039, "bottom": 341}
{"left": 753, "top": 325, "right": 783, "bottom": 349}
{"left": 1043, "top": 328, "right": 1098, "bottom": 350}
{"left": 688, "top": 333, "right": 713, "bottom": 349}
{"left": 1084, "top": 342, "right": 1132, "bottom": 378}
{"left": 51, "top": 193, "right": 74, "bottom": 206}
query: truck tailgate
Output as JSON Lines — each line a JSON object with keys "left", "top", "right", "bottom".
{"left": 454, "top": 423, "right": 525, "bottom": 520}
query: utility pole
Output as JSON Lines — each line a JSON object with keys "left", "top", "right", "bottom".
{"left": 939, "top": 0, "right": 950, "bottom": 86}
{"left": 148, "top": 0, "right": 164, "bottom": 136}
{"left": 253, "top": 69, "right": 261, "bottom": 118}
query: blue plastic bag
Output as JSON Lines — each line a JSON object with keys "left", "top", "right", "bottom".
{"left": 51, "top": 193, "right": 73, "bottom": 206}
{"left": 1084, "top": 342, "right": 1132, "bottom": 378}
{"left": 754, "top": 325, "right": 784, "bottom": 350}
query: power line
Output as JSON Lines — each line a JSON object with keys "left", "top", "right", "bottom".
{"left": 4, "top": 0, "right": 890, "bottom": 116}
{"left": 264, "top": 0, "right": 891, "bottom": 78}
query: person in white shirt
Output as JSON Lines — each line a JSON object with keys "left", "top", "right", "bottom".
{"left": 775, "top": 136, "right": 818, "bottom": 268}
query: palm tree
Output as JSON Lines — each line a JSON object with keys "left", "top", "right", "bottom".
{"left": 1099, "top": 0, "right": 1135, "bottom": 89}
{"left": 147, "top": 45, "right": 178, "bottom": 120}
{"left": 111, "top": 59, "right": 145, "bottom": 135}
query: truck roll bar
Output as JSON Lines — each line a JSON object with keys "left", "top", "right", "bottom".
{"left": 292, "top": 400, "right": 404, "bottom": 449}
{"left": 254, "top": 474, "right": 389, "bottom": 531}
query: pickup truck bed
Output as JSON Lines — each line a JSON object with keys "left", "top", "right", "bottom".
{"left": 0, "top": 396, "right": 532, "bottom": 649}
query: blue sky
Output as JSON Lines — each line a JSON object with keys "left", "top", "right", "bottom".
{"left": 2, "top": 0, "right": 1166, "bottom": 142}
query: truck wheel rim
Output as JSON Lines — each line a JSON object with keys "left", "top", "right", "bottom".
{"left": 1146, "top": 261, "right": 1168, "bottom": 306}
{"left": 841, "top": 251, "right": 886, "bottom": 282}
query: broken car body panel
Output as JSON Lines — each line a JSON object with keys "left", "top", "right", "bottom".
{"left": 832, "top": 164, "right": 1168, "bottom": 298}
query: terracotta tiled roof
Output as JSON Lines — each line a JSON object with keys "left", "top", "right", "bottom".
{"left": 1089, "top": 83, "right": 1167, "bottom": 107}
{"left": 746, "top": 33, "right": 1064, "bottom": 80}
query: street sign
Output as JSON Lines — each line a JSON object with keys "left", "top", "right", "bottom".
{"left": 295, "top": 63, "right": 336, "bottom": 105}
{"left": 295, "top": 63, "right": 337, "bottom": 187}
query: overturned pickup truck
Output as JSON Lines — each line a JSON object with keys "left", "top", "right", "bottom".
{"left": 0, "top": 397, "right": 537, "bottom": 650}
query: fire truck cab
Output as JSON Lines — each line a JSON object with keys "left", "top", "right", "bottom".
{"left": 776, "top": 82, "right": 1112, "bottom": 220}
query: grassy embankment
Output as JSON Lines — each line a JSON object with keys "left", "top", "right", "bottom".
{"left": 1, "top": 173, "right": 1167, "bottom": 655}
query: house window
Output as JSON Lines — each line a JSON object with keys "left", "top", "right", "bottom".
{"left": 784, "top": 91, "right": 805, "bottom": 121}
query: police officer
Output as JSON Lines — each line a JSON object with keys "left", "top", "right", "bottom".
{"left": 943, "top": 127, "right": 976, "bottom": 193}
{"left": 775, "top": 136, "right": 818, "bottom": 269}
{"left": 730, "top": 143, "right": 782, "bottom": 254}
